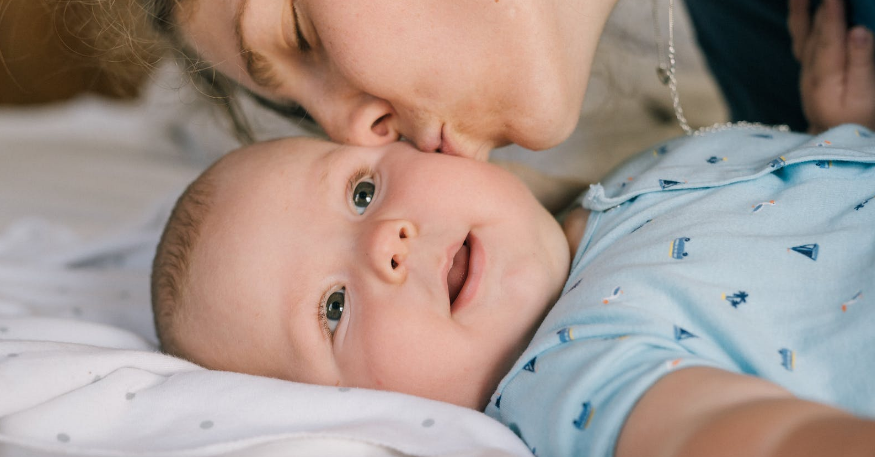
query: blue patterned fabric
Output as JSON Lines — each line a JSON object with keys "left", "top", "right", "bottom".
{"left": 485, "top": 124, "right": 875, "bottom": 457}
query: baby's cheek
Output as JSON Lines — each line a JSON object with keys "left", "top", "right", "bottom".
{"left": 336, "top": 324, "right": 416, "bottom": 388}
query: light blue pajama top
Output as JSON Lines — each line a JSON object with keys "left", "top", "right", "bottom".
{"left": 485, "top": 124, "right": 875, "bottom": 457}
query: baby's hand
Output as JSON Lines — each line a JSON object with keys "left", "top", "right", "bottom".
{"left": 789, "top": 0, "right": 875, "bottom": 132}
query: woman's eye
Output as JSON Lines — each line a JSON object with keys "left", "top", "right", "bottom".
{"left": 324, "top": 289, "right": 345, "bottom": 333}
{"left": 292, "top": 2, "right": 311, "bottom": 52}
{"left": 352, "top": 180, "right": 376, "bottom": 215}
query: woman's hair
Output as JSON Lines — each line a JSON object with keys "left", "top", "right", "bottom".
{"left": 52, "top": 0, "right": 317, "bottom": 144}
{"left": 42, "top": 0, "right": 168, "bottom": 99}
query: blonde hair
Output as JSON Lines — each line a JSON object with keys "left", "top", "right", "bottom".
{"left": 44, "top": 0, "right": 169, "bottom": 98}
{"left": 50, "top": 0, "right": 273, "bottom": 143}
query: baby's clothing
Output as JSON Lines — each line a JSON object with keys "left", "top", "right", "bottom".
{"left": 485, "top": 124, "right": 875, "bottom": 456}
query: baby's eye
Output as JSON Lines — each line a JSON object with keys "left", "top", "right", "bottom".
{"left": 352, "top": 179, "right": 376, "bottom": 215}
{"left": 325, "top": 288, "right": 345, "bottom": 333}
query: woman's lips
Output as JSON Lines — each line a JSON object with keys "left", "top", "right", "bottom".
{"left": 438, "top": 124, "right": 461, "bottom": 156}
{"left": 411, "top": 124, "right": 483, "bottom": 159}
{"left": 409, "top": 125, "right": 445, "bottom": 154}
{"left": 440, "top": 126, "right": 492, "bottom": 161}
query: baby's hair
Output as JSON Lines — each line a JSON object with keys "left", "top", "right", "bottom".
{"left": 150, "top": 163, "right": 217, "bottom": 358}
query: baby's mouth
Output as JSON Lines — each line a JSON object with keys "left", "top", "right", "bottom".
{"left": 447, "top": 237, "right": 470, "bottom": 307}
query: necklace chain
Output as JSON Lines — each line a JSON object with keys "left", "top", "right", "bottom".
{"left": 652, "top": 0, "right": 789, "bottom": 136}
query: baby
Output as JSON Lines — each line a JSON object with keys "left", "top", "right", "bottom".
{"left": 153, "top": 125, "right": 875, "bottom": 456}
{"left": 152, "top": 7, "right": 875, "bottom": 454}
{"left": 151, "top": 138, "right": 573, "bottom": 409}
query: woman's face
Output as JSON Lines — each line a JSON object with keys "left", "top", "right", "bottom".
{"left": 177, "top": 0, "right": 617, "bottom": 160}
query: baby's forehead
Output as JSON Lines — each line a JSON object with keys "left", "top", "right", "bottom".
{"left": 230, "top": 136, "right": 329, "bottom": 165}
{"left": 203, "top": 141, "right": 348, "bottom": 259}
{"left": 211, "top": 138, "right": 330, "bottom": 188}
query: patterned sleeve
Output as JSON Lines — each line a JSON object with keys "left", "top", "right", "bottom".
{"left": 486, "top": 303, "right": 728, "bottom": 457}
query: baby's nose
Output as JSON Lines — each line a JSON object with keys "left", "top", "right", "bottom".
{"left": 365, "top": 219, "right": 417, "bottom": 283}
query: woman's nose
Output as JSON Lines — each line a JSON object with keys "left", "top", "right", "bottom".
{"left": 322, "top": 94, "right": 401, "bottom": 147}
{"left": 364, "top": 219, "right": 417, "bottom": 284}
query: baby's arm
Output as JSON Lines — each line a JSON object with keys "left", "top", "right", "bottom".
{"left": 789, "top": 0, "right": 875, "bottom": 133}
{"left": 616, "top": 367, "right": 875, "bottom": 457}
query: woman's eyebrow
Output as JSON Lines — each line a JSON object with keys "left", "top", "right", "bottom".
{"left": 234, "top": 0, "right": 283, "bottom": 90}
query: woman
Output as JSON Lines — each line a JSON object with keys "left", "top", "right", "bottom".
{"left": 152, "top": 0, "right": 620, "bottom": 160}
{"left": 102, "top": 0, "right": 871, "bottom": 156}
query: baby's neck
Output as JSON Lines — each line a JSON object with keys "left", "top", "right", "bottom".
{"left": 562, "top": 206, "right": 590, "bottom": 258}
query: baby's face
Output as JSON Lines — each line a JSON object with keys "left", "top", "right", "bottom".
{"left": 183, "top": 138, "right": 570, "bottom": 409}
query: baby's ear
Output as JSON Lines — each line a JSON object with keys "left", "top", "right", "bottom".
{"left": 490, "top": 160, "right": 588, "bottom": 214}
